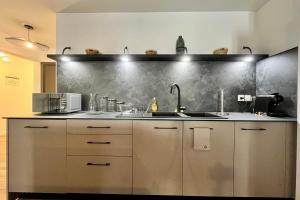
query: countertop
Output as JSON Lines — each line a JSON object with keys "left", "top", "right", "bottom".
{"left": 3, "top": 112, "right": 297, "bottom": 122}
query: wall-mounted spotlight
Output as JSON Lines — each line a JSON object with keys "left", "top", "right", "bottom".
{"left": 0, "top": 51, "right": 10, "bottom": 62}
{"left": 0, "top": 51, "right": 6, "bottom": 57}
{"left": 120, "top": 55, "right": 130, "bottom": 62}
{"left": 244, "top": 56, "right": 255, "bottom": 62}
{"left": 243, "top": 46, "right": 253, "bottom": 54}
{"left": 181, "top": 55, "right": 191, "bottom": 62}
{"left": 61, "top": 56, "right": 71, "bottom": 62}
{"left": 62, "top": 47, "right": 71, "bottom": 54}
{"left": 2, "top": 57, "right": 10, "bottom": 62}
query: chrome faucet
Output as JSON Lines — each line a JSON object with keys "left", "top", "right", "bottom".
{"left": 170, "top": 83, "right": 185, "bottom": 112}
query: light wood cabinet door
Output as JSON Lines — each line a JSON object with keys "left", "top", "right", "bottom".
{"left": 183, "top": 121, "right": 234, "bottom": 196}
{"left": 133, "top": 121, "right": 182, "bottom": 195}
{"left": 67, "top": 156, "right": 132, "bottom": 194}
{"left": 234, "top": 122, "right": 286, "bottom": 197}
{"left": 8, "top": 119, "right": 66, "bottom": 193}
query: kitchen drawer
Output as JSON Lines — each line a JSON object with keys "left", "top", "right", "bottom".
{"left": 67, "top": 134, "right": 132, "bottom": 156}
{"left": 67, "top": 156, "right": 132, "bottom": 194}
{"left": 67, "top": 120, "right": 132, "bottom": 135}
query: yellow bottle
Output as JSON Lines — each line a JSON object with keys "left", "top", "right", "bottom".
{"left": 151, "top": 97, "right": 158, "bottom": 112}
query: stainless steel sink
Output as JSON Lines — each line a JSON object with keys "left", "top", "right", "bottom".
{"left": 151, "top": 112, "right": 182, "bottom": 118}
{"left": 184, "top": 112, "right": 227, "bottom": 118}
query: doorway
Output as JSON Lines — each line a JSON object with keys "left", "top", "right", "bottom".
{"left": 41, "top": 62, "right": 57, "bottom": 93}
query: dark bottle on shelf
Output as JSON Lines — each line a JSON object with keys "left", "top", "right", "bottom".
{"left": 176, "top": 36, "right": 187, "bottom": 54}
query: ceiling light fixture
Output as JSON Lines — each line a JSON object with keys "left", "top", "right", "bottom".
{"left": 2, "top": 57, "right": 10, "bottom": 62}
{"left": 5, "top": 24, "right": 49, "bottom": 51}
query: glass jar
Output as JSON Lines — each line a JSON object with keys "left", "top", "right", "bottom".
{"left": 98, "top": 96, "right": 108, "bottom": 112}
{"left": 88, "top": 93, "right": 98, "bottom": 111}
{"left": 116, "top": 102, "right": 125, "bottom": 112}
{"left": 107, "top": 99, "right": 117, "bottom": 112}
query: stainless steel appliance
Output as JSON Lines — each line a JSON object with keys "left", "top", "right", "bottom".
{"left": 33, "top": 93, "right": 82, "bottom": 113}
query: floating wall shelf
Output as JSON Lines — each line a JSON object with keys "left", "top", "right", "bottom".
{"left": 47, "top": 54, "right": 269, "bottom": 62}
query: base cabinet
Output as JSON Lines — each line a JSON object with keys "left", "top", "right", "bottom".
{"left": 234, "top": 122, "right": 296, "bottom": 198}
{"left": 8, "top": 119, "right": 66, "bottom": 193}
{"left": 183, "top": 121, "right": 234, "bottom": 196}
{"left": 7, "top": 119, "right": 296, "bottom": 198}
{"left": 133, "top": 121, "right": 182, "bottom": 195}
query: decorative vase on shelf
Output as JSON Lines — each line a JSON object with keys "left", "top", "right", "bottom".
{"left": 176, "top": 36, "right": 187, "bottom": 54}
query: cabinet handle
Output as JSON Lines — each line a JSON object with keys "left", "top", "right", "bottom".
{"left": 24, "top": 126, "right": 48, "bottom": 129}
{"left": 189, "top": 127, "right": 213, "bottom": 130}
{"left": 241, "top": 128, "right": 267, "bottom": 131}
{"left": 154, "top": 127, "right": 178, "bottom": 130}
{"left": 86, "top": 162, "right": 110, "bottom": 166}
{"left": 86, "top": 126, "right": 111, "bottom": 129}
{"left": 87, "top": 141, "right": 111, "bottom": 144}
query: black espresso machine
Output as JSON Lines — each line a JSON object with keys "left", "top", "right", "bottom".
{"left": 254, "top": 93, "right": 287, "bottom": 117}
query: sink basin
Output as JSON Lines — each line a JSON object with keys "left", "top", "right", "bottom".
{"left": 184, "top": 112, "right": 226, "bottom": 118}
{"left": 152, "top": 112, "right": 181, "bottom": 118}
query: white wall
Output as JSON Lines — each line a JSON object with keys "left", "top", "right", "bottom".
{"left": 254, "top": 0, "right": 300, "bottom": 199}
{"left": 254, "top": 0, "right": 300, "bottom": 55}
{"left": 57, "top": 12, "right": 255, "bottom": 54}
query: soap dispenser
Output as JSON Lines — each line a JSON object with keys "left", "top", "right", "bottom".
{"left": 151, "top": 97, "right": 158, "bottom": 112}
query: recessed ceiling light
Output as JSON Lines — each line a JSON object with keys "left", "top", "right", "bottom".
{"left": 120, "top": 55, "right": 130, "bottom": 62}
{"left": 0, "top": 52, "right": 6, "bottom": 57}
{"left": 244, "top": 56, "right": 255, "bottom": 62}
{"left": 181, "top": 55, "right": 191, "bottom": 62}
{"left": 61, "top": 56, "right": 71, "bottom": 62}
{"left": 2, "top": 57, "right": 10, "bottom": 62}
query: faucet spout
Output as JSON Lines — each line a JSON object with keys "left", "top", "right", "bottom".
{"left": 170, "top": 83, "right": 184, "bottom": 112}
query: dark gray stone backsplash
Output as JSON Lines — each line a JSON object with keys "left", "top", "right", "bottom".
{"left": 57, "top": 61, "right": 256, "bottom": 112}
{"left": 57, "top": 48, "right": 297, "bottom": 115}
{"left": 256, "top": 48, "right": 298, "bottom": 117}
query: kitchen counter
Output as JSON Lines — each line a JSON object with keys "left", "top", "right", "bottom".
{"left": 3, "top": 112, "right": 297, "bottom": 122}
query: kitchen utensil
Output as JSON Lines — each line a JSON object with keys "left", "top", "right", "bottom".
{"left": 116, "top": 101, "right": 125, "bottom": 112}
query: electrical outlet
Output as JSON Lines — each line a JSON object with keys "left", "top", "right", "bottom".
{"left": 238, "top": 95, "right": 252, "bottom": 102}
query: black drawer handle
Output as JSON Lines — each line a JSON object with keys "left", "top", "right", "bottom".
{"left": 154, "top": 127, "right": 178, "bottom": 130}
{"left": 87, "top": 162, "right": 110, "bottom": 166}
{"left": 241, "top": 128, "right": 267, "bottom": 131}
{"left": 87, "top": 141, "right": 111, "bottom": 144}
{"left": 189, "top": 127, "right": 213, "bottom": 130}
{"left": 86, "top": 126, "right": 111, "bottom": 129}
{"left": 24, "top": 126, "right": 48, "bottom": 129}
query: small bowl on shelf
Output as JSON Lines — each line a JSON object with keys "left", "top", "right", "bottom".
{"left": 85, "top": 49, "right": 101, "bottom": 55}
{"left": 213, "top": 48, "right": 228, "bottom": 55}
